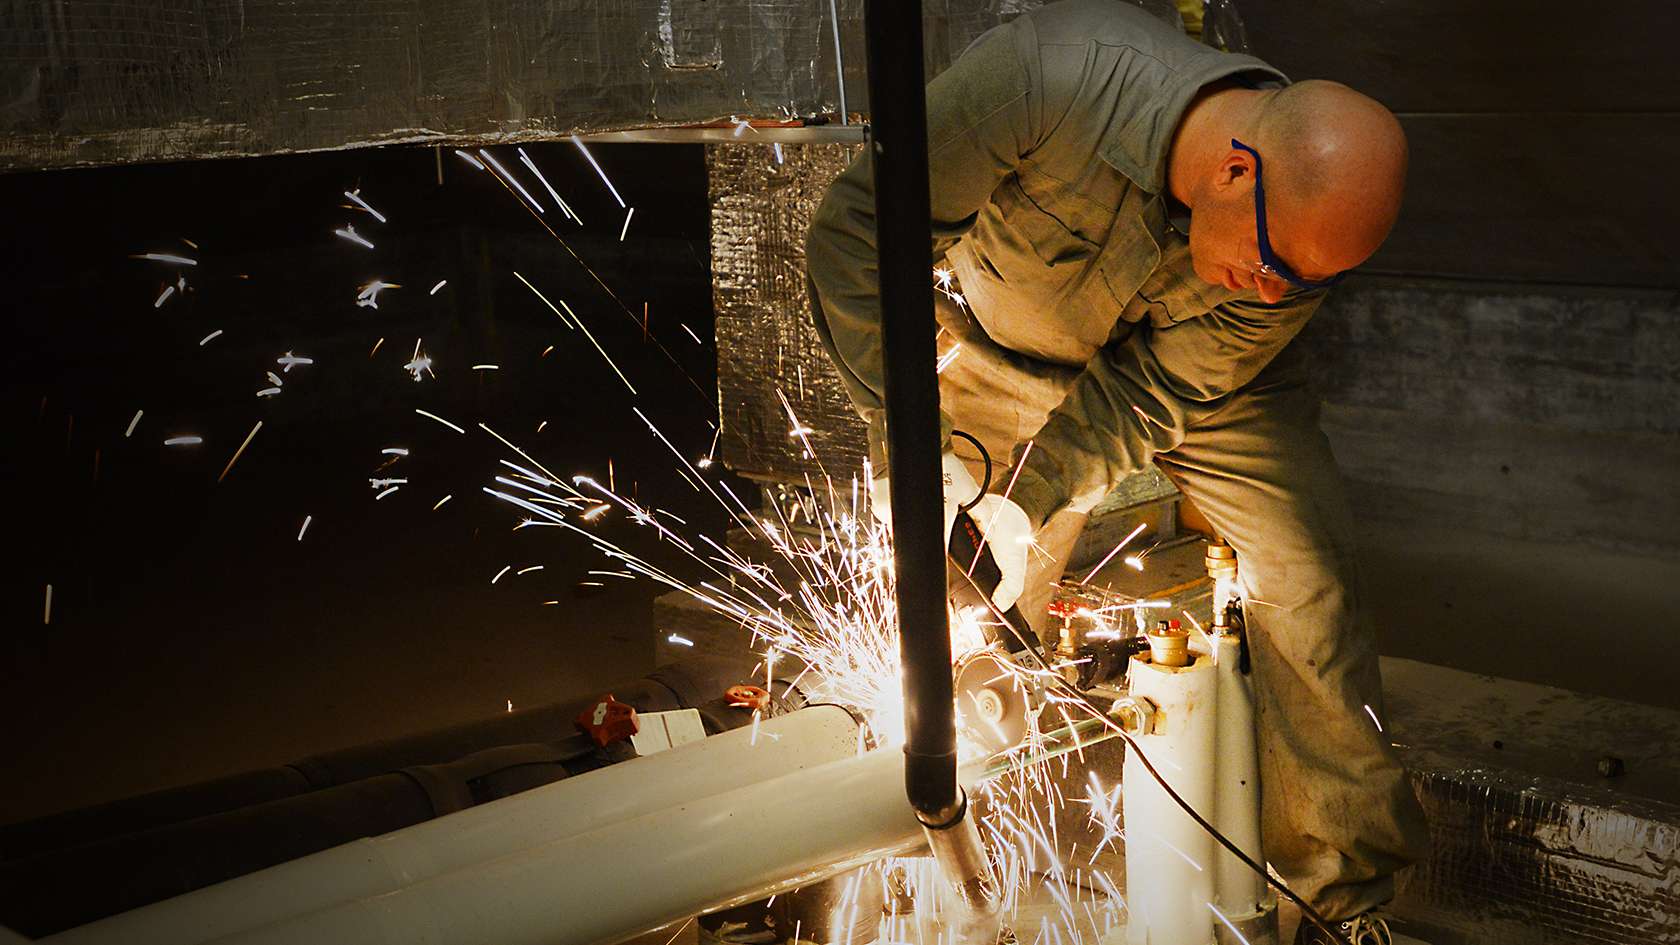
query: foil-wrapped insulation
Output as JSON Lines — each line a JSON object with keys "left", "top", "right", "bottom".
{"left": 0, "top": 0, "right": 1183, "bottom": 172}
{"left": 1383, "top": 658, "right": 1680, "bottom": 944}
{"left": 708, "top": 142, "right": 867, "bottom": 484}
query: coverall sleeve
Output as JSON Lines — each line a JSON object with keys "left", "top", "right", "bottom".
{"left": 1005, "top": 291, "right": 1325, "bottom": 528}
{"left": 805, "top": 16, "right": 1067, "bottom": 467}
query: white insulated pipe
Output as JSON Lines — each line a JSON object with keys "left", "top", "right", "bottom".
{"left": 1211, "top": 635, "right": 1269, "bottom": 923}
{"left": 47, "top": 705, "right": 862, "bottom": 945}
{"left": 1124, "top": 653, "right": 1218, "bottom": 945}
{"left": 208, "top": 748, "right": 977, "bottom": 945}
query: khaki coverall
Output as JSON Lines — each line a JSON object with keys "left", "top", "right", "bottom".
{"left": 804, "top": 0, "right": 1429, "bottom": 920}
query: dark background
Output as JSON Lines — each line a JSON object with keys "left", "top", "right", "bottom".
{"left": 0, "top": 142, "right": 731, "bottom": 825}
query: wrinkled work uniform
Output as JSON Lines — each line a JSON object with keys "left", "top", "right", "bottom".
{"left": 804, "top": 0, "right": 1429, "bottom": 920}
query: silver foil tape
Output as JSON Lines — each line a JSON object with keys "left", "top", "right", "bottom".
{"left": 1394, "top": 762, "right": 1680, "bottom": 945}
{"left": 1, "top": 0, "right": 1187, "bottom": 171}
{"left": 707, "top": 142, "right": 868, "bottom": 484}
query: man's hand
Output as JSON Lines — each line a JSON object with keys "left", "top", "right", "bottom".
{"left": 950, "top": 495, "right": 1031, "bottom": 612}
{"left": 868, "top": 450, "right": 982, "bottom": 545}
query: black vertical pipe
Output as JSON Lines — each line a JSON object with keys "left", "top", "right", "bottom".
{"left": 863, "top": 0, "right": 959, "bottom": 824}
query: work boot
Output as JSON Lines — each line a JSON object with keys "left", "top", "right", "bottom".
{"left": 1294, "top": 912, "right": 1394, "bottom": 945}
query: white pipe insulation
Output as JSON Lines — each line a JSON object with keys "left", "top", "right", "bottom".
{"left": 1122, "top": 637, "right": 1276, "bottom": 945}
{"left": 1124, "top": 652, "right": 1219, "bottom": 945}
{"left": 209, "top": 748, "right": 977, "bottom": 945}
{"left": 46, "top": 704, "right": 863, "bottom": 945}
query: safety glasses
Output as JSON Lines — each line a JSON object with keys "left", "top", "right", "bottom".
{"left": 1230, "top": 138, "right": 1345, "bottom": 291}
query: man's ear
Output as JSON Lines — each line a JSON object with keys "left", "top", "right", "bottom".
{"left": 1214, "top": 148, "right": 1256, "bottom": 191}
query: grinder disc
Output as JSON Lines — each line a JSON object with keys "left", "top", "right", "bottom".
{"left": 954, "top": 649, "right": 1033, "bottom": 755}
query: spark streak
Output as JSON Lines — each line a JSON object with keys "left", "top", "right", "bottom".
{"left": 1081, "top": 521, "right": 1148, "bottom": 583}
{"left": 133, "top": 253, "right": 197, "bottom": 266}
{"left": 1364, "top": 704, "right": 1384, "bottom": 732}
{"left": 618, "top": 207, "right": 635, "bottom": 242}
{"left": 277, "top": 352, "right": 313, "bottom": 372}
{"left": 356, "top": 280, "right": 399, "bottom": 308}
{"left": 433, "top": 494, "right": 453, "bottom": 510}
{"left": 164, "top": 435, "right": 202, "bottom": 446}
{"left": 514, "top": 273, "right": 637, "bottom": 395}
{"left": 43, "top": 584, "right": 52, "bottom": 625}
{"left": 343, "top": 189, "right": 388, "bottom": 223}
{"left": 125, "top": 410, "right": 143, "bottom": 438}
{"left": 492, "top": 565, "right": 512, "bottom": 584}
{"left": 429, "top": 280, "right": 447, "bottom": 295}
{"left": 334, "top": 226, "right": 374, "bottom": 249}
{"left": 667, "top": 633, "right": 695, "bottom": 647}
{"left": 375, "top": 486, "right": 400, "bottom": 500}
{"left": 571, "top": 135, "right": 626, "bottom": 207}
{"left": 154, "top": 286, "right": 175, "bottom": 308}
{"left": 480, "top": 149, "right": 546, "bottom": 213}
{"left": 199, "top": 330, "right": 223, "bottom": 346}
{"left": 517, "top": 147, "right": 580, "bottom": 223}
{"left": 218, "top": 421, "right": 263, "bottom": 482}
{"left": 298, "top": 515, "right": 313, "bottom": 540}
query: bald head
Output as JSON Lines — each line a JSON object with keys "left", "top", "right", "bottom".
{"left": 1169, "top": 77, "right": 1407, "bottom": 300}
{"left": 1251, "top": 80, "right": 1409, "bottom": 272}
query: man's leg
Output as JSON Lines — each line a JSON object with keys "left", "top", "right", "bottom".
{"left": 1152, "top": 344, "right": 1429, "bottom": 919}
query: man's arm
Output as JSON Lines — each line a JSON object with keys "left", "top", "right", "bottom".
{"left": 1005, "top": 291, "right": 1325, "bottom": 528}
{"left": 805, "top": 15, "right": 1065, "bottom": 466}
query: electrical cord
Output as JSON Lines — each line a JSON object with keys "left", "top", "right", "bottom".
{"left": 948, "top": 429, "right": 991, "bottom": 514}
{"left": 950, "top": 557, "right": 1351, "bottom": 944}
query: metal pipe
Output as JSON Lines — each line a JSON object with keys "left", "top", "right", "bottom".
{"left": 207, "top": 749, "right": 978, "bottom": 945}
{"left": 46, "top": 707, "right": 862, "bottom": 945}
{"left": 862, "top": 0, "right": 956, "bottom": 830}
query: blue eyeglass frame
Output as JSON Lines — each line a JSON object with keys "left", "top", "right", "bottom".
{"left": 1229, "top": 138, "right": 1346, "bottom": 291}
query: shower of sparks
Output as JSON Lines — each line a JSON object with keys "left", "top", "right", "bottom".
{"left": 124, "top": 410, "right": 143, "bottom": 438}
{"left": 571, "top": 135, "right": 627, "bottom": 207}
{"left": 344, "top": 189, "right": 387, "bottom": 223}
{"left": 480, "top": 149, "right": 546, "bottom": 214}
{"left": 218, "top": 421, "right": 263, "bottom": 482}
{"left": 413, "top": 410, "right": 464, "bottom": 436}
{"left": 154, "top": 285, "right": 175, "bottom": 308}
{"left": 133, "top": 253, "right": 198, "bottom": 266}
{"left": 618, "top": 207, "right": 635, "bottom": 242}
{"left": 199, "top": 329, "right": 223, "bottom": 346}
{"left": 1364, "top": 704, "right": 1384, "bottom": 732}
{"left": 667, "top": 633, "right": 695, "bottom": 647}
{"left": 1080, "top": 521, "right": 1148, "bottom": 584}
{"left": 404, "top": 339, "right": 435, "bottom": 382}
{"left": 429, "top": 280, "right": 447, "bottom": 295}
{"left": 356, "top": 280, "right": 399, "bottom": 308}
{"left": 433, "top": 494, "right": 453, "bottom": 510}
{"left": 164, "top": 435, "right": 203, "bottom": 446}
{"left": 492, "top": 565, "right": 512, "bottom": 584}
{"left": 517, "top": 147, "right": 581, "bottom": 223}
{"left": 334, "top": 225, "right": 375, "bottom": 249}
{"left": 297, "top": 515, "right": 313, "bottom": 540}
{"left": 277, "top": 352, "right": 313, "bottom": 372}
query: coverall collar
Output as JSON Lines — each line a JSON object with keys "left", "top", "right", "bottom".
{"left": 1096, "top": 52, "right": 1287, "bottom": 198}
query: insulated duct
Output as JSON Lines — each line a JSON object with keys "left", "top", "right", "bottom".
{"left": 0, "top": 0, "right": 1180, "bottom": 172}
